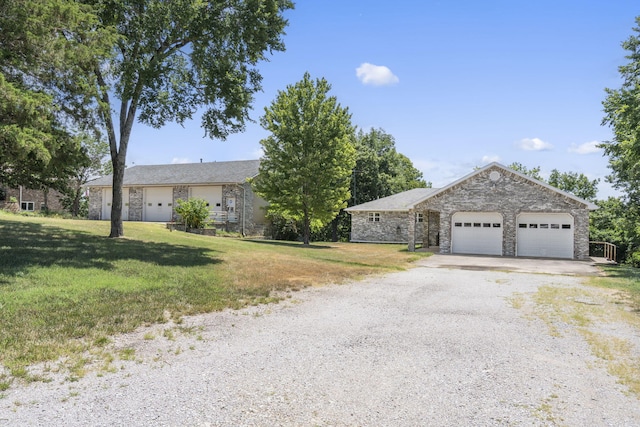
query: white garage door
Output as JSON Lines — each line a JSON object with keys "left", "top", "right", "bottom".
{"left": 144, "top": 187, "right": 173, "bottom": 222}
{"left": 451, "top": 212, "right": 503, "bottom": 255}
{"left": 190, "top": 186, "right": 223, "bottom": 211}
{"left": 516, "top": 213, "right": 574, "bottom": 259}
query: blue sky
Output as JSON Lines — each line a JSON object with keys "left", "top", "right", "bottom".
{"left": 127, "top": 1, "right": 639, "bottom": 199}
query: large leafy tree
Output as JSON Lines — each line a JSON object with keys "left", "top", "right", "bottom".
{"left": 1, "top": 0, "right": 293, "bottom": 237}
{"left": 602, "top": 16, "right": 640, "bottom": 205}
{"left": 548, "top": 169, "right": 599, "bottom": 202}
{"left": 253, "top": 72, "right": 356, "bottom": 245}
{"left": 353, "top": 128, "right": 428, "bottom": 205}
{"left": 311, "top": 128, "right": 428, "bottom": 242}
{"left": 0, "top": 1, "right": 101, "bottom": 191}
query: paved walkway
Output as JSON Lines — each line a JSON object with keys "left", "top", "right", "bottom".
{"left": 419, "top": 253, "right": 603, "bottom": 276}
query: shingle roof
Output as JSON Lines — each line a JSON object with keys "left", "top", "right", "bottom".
{"left": 88, "top": 160, "right": 260, "bottom": 187}
{"left": 345, "top": 162, "right": 598, "bottom": 212}
{"left": 345, "top": 187, "right": 441, "bottom": 212}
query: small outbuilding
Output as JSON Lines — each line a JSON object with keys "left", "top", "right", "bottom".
{"left": 87, "top": 160, "right": 267, "bottom": 235}
{"left": 345, "top": 162, "right": 597, "bottom": 259}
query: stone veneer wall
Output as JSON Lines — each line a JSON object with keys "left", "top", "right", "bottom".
{"left": 172, "top": 186, "right": 189, "bottom": 221}
{"left": 88, "top": 188, "right": 102, "bottom": 219}
{"left": 2, "top": 187, "right": 65, "bottom": 212}
{"left": 350, "top": 211, "right": 424, "bottom": 243}
{"left": 413, "top": 166, "right": 591, "bottom": 259}
{"left": 128, "top": 187, "right": 143, "bottom": 221}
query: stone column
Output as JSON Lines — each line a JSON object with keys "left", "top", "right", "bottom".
{"left": 408, "top": 209, "right": 416, "bottom": 252}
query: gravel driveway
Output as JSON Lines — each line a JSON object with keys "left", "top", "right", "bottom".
{"left": 2, "top": 256, "right": 639, "bottom": 426}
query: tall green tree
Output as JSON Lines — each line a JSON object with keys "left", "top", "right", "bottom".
{"left": 253, "top": 72, "right": 356, "bottom": 245}
{"left": 602, "top": 16, "right": 640, "bottom": 205}
{"left": 0, "top": 0, "right": 115, "bottom": 190}
{"left": 1, "top": 0, "right": 293, "bottom": 237}
{"left": 548, "top": 169, "right": 599, "bottom": 202}
{"left": 353, "top": 128, "right": 427, "bottom": 205}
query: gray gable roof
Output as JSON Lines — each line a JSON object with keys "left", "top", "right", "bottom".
{"left": 346, "top": 162, "right": 598, "bottom": 212}
{"left": 345, "top": 187, "right": 441, "bottom": 212}
{"left": 88, "top": 160, "right": 260, "bottom": 187}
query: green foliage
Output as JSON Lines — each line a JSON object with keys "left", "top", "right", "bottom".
{"left": 60, "top": 133, "right": 110, "bottom": 217}
{"left": 508, "top": 162, "right": 544, "bottom": 181}
{"left": 630, "top": 251, "right": 640, "bottom": 268}
{"left": 254, "top": 72, "right": 357, "bottom": 245}
{"left": 589, "top": 197, "right": 640, "bottom": 263}
{"left": 508, "top": 163, "right": 599, "bottom": 201}
{"left": 353, "top": 128, "right": 429, "bottom": 205}
{"left": 1, "top": 0, "right": 293, "bottom": 238}
{"left": 602, "top": 16, "right": 640, "bottom": 204}
{"left": 175, "top": 198, "right": 210, "bottom": 229}
{"left": 548, "top": 169, "right": 599, "bottom": 202}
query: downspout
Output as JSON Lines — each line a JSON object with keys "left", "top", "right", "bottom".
{"left": 19, "top": 185, "right": 22, "bottom": 210}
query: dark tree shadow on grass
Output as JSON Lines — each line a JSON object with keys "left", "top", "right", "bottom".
{"left": 244, "top": 239, "right": 333, "bottom": 249}
{"left": 0, "top": 219, "right": 220, "bottom": 278}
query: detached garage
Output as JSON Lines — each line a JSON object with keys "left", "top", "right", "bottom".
{"left": 346, "top": 163, "right": 597, "bottom": 260}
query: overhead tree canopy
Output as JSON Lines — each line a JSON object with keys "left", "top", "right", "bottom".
{"left": 253, "top": 72, "right": 356, "bottom": 245}
{"left": 602, "top": 16, "right": 640, "bottom": 205}
{"left": 1, "top": 0, "right": 293, "bottom": 236}
{"left": 0, "top": 0, "right": 105, "bottom": 191}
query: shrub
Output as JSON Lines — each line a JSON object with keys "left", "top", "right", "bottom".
{"left": 175, "top": 198, "right": 210, "bottom": 229}
{"left": 629, "top": 251, "right": 640, "bottom": 268}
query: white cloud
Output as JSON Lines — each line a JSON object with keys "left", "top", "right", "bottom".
{"left": 481, "top": 155, "right": 501, "bottom": 164}
{"left": 171, "top": 157, "right": 190, "bottom": 164}
{"left": 516, "top": 137, "right": 553, "bottom": 151}
{"left": 568, "top": 141, "right": 601, "bottom": 154}
{"left": 355, "top": 63, "right": 399, "bottom": 86}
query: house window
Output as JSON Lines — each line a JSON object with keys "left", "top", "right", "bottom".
{"left": 417, "top": 213, "right": 424, "bottom": 223}
{"left": 368, "top": 212, "right": 381, "bottom": 222}
{"left": 21, "top": 201, "right": 35, "bottom": 211}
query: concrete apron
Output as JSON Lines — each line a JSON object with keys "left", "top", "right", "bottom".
{"left": 418, "top": 253, "right": 604, "bottom": 276}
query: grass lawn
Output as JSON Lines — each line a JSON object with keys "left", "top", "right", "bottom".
{"left": 590, "top": 265, "right": 640, "bottom": 312}
{"left": 0, "top": 212, "right": 428, "bottom": 382}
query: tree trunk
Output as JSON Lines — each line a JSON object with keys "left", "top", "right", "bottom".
{"left": 302, "top": 212, "right": 310, "bottom": 246}
{"left": 72, "top": 188, "right": 81, "bottom": 217}
{"left": 109, "top": 159, "right": 124, "bottom": 237}
{"left": 331, "top": 217, "right": 338, "bottom": 242}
